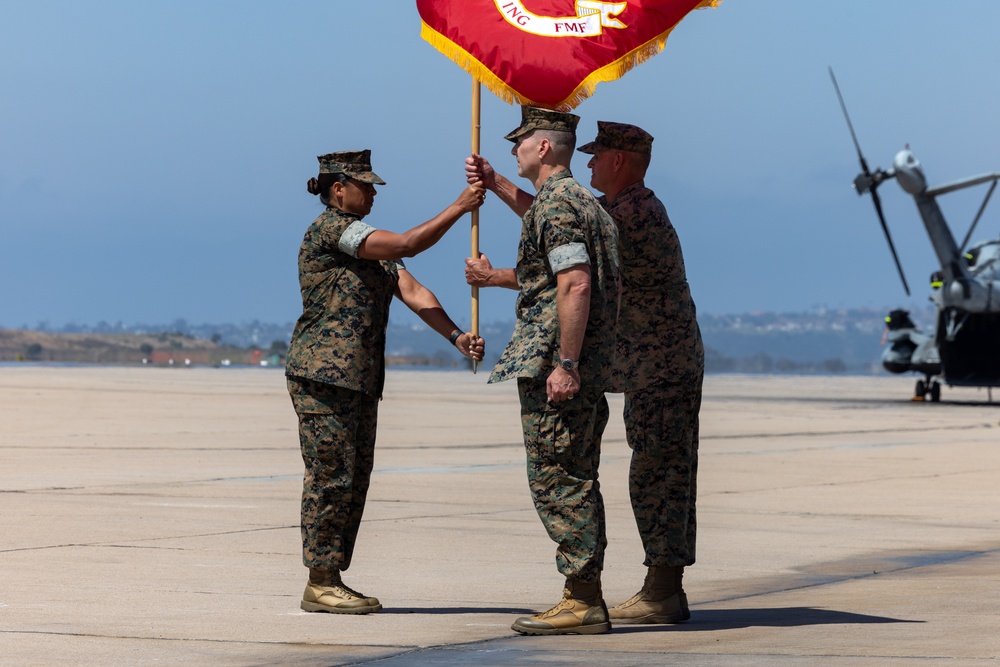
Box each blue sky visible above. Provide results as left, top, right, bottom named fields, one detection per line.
left=3, top=1, right=1000, bottom=330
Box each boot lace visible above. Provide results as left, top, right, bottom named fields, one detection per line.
left=334, top=583, right=368, bottom=600
left=537, top=596, right=576, bottom=619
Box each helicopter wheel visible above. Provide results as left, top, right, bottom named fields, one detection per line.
left=929, top=381, right=941, bottom=403
left=915, top=379, right=926, bottom=398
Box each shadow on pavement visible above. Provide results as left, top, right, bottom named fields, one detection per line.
left=380, top=607, right=537, bottom=615
left=612, top=607, right=923, bottom=633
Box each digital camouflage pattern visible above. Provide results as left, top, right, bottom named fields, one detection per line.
left=489, top=170, right=620, bottom=385
left=285, top=206, right=399, bottom=399
left=577, top=121, right=654, bottom=155
left=600, top=179, right=704, bottom=569
left=492, top=168, right=618, bottom=584
left=288, top=377, right=378, bottom=572
left=624, top=381, right=701, bottom=567
left=518, top=377, right=610, bottom=582
left=599, top=181, right=704, bottom=391
left=317, top=149, right=385, bottom=184
left=504, top=106, right=580, bottom=143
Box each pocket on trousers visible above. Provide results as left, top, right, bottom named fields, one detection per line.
left=524, top=408, right=561, bottom=465
left=624, top=395, right=649, bottom=455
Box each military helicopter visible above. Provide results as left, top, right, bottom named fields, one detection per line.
left=830, top=68, right=1000, bottom=402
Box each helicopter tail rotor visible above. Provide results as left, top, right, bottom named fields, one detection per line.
left=829, top=67, right=911, bottom=296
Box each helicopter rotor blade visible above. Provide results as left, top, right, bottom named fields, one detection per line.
left=829, top=67, right=872, bottom=177
left=870, top=186, right=911, bottom=296
left=830, top=66, right=909, bottom=296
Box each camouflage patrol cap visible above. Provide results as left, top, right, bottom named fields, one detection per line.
left=317, top=149, right=385, bottom=185
left=577, top=121, right=654, bottom=155
left=504, top=106, right=580, bottom=142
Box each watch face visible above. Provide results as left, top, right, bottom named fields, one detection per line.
left=560, top=359, right=578, bottom=371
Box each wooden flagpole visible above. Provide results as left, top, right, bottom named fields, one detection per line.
left=470, top=79, right=481, bottom=373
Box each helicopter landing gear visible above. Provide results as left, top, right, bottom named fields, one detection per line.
left=913, top=377, right=941, bottom=402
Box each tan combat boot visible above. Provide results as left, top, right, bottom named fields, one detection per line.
left=300, top=569, right=382, bottom=614
left=511, top=579, right=611, bottom=635
left=609, top=565, right=689, bottom=624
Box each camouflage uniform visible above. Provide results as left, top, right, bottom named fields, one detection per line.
left=285, top=150, right=400, bottom=574
left=581, top=123, right=704, bottom=568
left=491, top=109, right=621, bottom=583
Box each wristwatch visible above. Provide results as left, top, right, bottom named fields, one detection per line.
left=559, top=358, right=579, bottom=372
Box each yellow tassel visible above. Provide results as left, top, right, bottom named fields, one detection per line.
left=420, top=22, right=544, bottom=107
left=420, top=0, right=723, bottom=111
left=558, top=1, right=723, bottom=109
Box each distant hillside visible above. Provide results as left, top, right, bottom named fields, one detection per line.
left=3, top=305, right=931, bottom=372
left=697, top=307, right=909, bottom=373
left=0, top=329, right=260, bottom=366
left=439, top=308, right=911, bottom=373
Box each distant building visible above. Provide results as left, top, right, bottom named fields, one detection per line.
left=150, top=350, right=211, bottom=365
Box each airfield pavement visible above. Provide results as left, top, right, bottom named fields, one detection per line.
left=1, top=366, right=999, bottom=666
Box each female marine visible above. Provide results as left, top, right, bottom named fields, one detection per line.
left=286, top=149, right=485, bottom=614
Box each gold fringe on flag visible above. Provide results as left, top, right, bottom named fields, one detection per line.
left=420, top=0, right=721, bottom=111
left=419, top=21, right=534, bottom=107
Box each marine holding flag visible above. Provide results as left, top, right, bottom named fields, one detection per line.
left=420, top=0, right=717, bottom=632
left=286, top=150, right=485, bottom=615
left=469, top=107, right=621, bottom=635
left=466, top=120, right=703, bottom=627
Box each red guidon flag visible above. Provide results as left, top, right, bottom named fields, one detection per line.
left=417, top=0, right=719, bottom=110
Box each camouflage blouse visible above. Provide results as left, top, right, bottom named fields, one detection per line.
left=285, top=207, right=400, bottom=399
left=600, top=181, right=704, bottom=391
left=490, top=170, right=620, bottom=387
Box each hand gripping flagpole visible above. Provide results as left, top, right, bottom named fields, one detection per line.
left=470, top=79, right=481, bottom=374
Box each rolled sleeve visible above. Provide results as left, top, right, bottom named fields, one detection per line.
left=548, top=242, right=590, bottom=274
left=339, top=221, right=377, bottom=257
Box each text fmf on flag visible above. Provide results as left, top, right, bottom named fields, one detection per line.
left=417, top=0, right=720, bottom=110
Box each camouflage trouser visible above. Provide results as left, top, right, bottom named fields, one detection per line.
left=517, top=377, right=610, bottom=583
left=623, top=375, right=702, bottom=567
left=287, top=376, right=378, bottom=573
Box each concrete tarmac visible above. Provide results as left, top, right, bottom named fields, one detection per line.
left=1, top=367, right=998, bottom=666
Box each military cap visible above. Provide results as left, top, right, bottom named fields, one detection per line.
left=577, top=121, right=654, bottom=155
left=504, top=106, right=580, bottom=142
left=317, top=149, right=385, bottom=185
